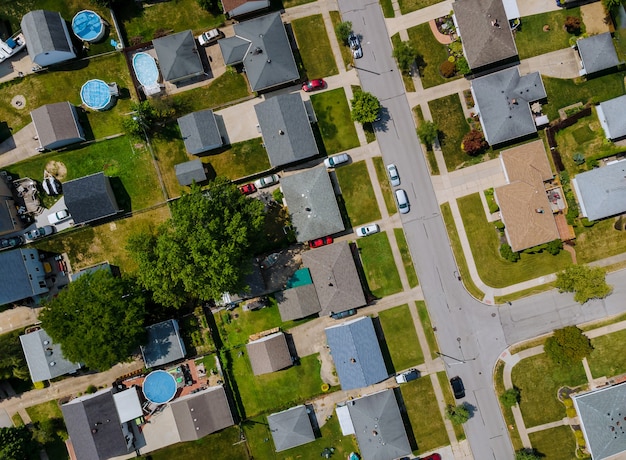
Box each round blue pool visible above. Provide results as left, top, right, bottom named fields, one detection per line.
left=132, top=52, right=160, bottom=88
left=72, top=10, right=105, bottom=43
left=80, top=79, right=112, bottom=110
left=143, top=370, right=177, bottom=404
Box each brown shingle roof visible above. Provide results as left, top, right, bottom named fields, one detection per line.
left=276, top=284, right=321, bottom=321
left=246, top=332, right=292, bottom=375
left=170, top=386, right=234, bottom=441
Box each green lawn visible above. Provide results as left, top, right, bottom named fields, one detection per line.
left=216, top=302, right=283, bottom=349
left=399, top=0, right=445, bottom=15
left=372, top=157, right=397, bottom=216
left=511, top=353, right=587, bottom=428
left=356, top=232, right=403, bottom=298
left=436, top=372, right=465, bottom=441
left=413, top=105, right=439, bottom=174
left=26, top=400, right=69, bottom=460
left=335, top=160, right=381, bottom=226
left=380, top=0, right=395, bottom=17
left=457, top=193, right=572, bottom=288
left=401, top=377, right=449, bottom=453
left=310, top=88, right=360, bottom=155
left=394, top=228, right=419, bottom=288
left=408, top=23, right=459, bottom=89
left=329, top=11, right=353, bottom=70
left=428, top=94, right=471, bottom=171
left=416, top=301, right=438, bottom=359
left=494, top=362, right=523, bottom=450
left=588, top=329, right=626, bottom=378
left=391, top=34, right=416, bottom=92
left=528, top=425, right=577, bottom=460
left=378, top=304, right=424, bottom=370
left=292, top=15, right=338, bottom=79
left=514, top=9, right=584, bottom=60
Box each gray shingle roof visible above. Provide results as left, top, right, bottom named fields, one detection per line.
left=472, top=67, right=546, bottom=145
left=281, top=166, right=344, bottom=243
left=573, top=383, right=626, bottom=460
left=597, top=94, right=626, bottom=140
left=0, top=180, right=18, bottom=235
left=276, top=284, right=322, bottom=321
left=63, top=172, right=120, bottom=225
left=140, top=319, right=187, bottom=369
left=325, top=316, right=387, bottom=390
left=21, top=10, right=75, bottom=64
left=301, top=241, right=365, bottom=316
left=346, top=389, right=412, bottom=460
left=20, top=328, right=81, bottom=382
left=170, top=386, right=234, bottom=441
left=254, top=93, right=318, bottom=167
left=453, top=0, right=518, bottom=70
left=571, top=161, right=626, bottom=221
left=0, top=249, right=48, bottom=306
left=246, top=331, right=292, bottom=375
left=268, top=405, right=315, bottom=452
left=30, top=102, right=84, bottom=150
left=177, top=109, right=223, bottom=154
left=578, top=33, right=620, bottom=75
left=175, top=160, right=208, bottom=186
left=219, top=12, right=299, bottom=91
left=153, top=30, right=204, bottom=82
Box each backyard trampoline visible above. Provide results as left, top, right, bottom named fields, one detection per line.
left=142, top=370, right=177, bottom=404
left=72, top=10, right=106, bottom=43
left=80, top=79, right=113, bottom=110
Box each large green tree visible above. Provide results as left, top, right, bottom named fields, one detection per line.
left=350, top=90, right=381, bottom=124
left=0, top=330, right=29, bottom=381
left=39, top=271, right=147, bottom=371
left=544, top=326, right=593, bottom=366
left=555, top=265, right=612, bottom=304
left=417, top=120, right=439, bottom=147
left=392, top=40, right=419, bottom=74
left=446, top=404, right=470, bottom=425
left=128, top=179, right=266, bottom=308
left=335, top=21, right=352, bottom=45
left=0, top=426, right=37, bottom=460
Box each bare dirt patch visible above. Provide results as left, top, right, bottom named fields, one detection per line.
left=581, top=2, right=614, bottom=35
left=45, top=161, right=68, bottom=181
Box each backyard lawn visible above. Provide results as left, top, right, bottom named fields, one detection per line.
left=417, top=301, right=438, bottom=359
left=588, top=329, right=626, bottom=379
left=372, top=157, right=397, bottom=216
left=399, top=0, right=445, bottom=15
left=310, top=88, right=360, bottom=155
left=394, top=228, right=419, bottom=288
left=216, top=301, right=283, bottom=349
left=511, top=353, right=587, bottom=428
left=335, top=160, right=381, bottom=226
left=514, top=8, right=584, bottom=60
left=292, top=15, right=338, bottom=79
left=378, top=304, right=424, bottom=370
left=528, top=425, right=577, bottom=460
left=458, top=193, right=572, bottom=288
left=428, top=94, right=471, bottom=171
left=356, top=232, right=403, bottom=298
left=141, top=426, right=247, bottom=460
left=407, top=23, right=459, bottom=89
left=329, top=11, right=353, bottom=70
left=26, top=400, right=69, bottom=460
left=437, top=372, right=465, bottom=441
left=575, top=217, right=626, bottom=264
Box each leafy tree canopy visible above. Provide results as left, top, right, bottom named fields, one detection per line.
left=0, top=426, right=36, bottom=460
left=555, top=265, right=612, bottom=304
left=39, top=270, right=147, bottom=370
left=544, top=326, right=593, bottom=365
left=500, top=387, right=520, bottom=408
left=446, top=404, right=470, bottom=425
left=515, top=448, right=541, bottom=460
left=128, top=180, right=266, bottom=308
left=335, top=21, right=352, bottom=45
left=0, top=330, right=29, bottom=381
left=417, top=120, right=439, bottom=147
left=350, top=90, right=381, bottom=124
left=392, top=41, right=419, bottom=73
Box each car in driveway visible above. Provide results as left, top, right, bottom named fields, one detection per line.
left=386, top=163, right=400, bottom=186
left=309, top=236, right=333, bottom=248
left=239, top=183, right=257, bottom=195
left=0, top=235, right=24, bottom=250
left=395, top=368, right=419, bottom=384
left=197, top=28, right=224, bottom=46
left=395, top=189, right=410, bottom=214
left=24, top=226, right=55, bottom=241
left=324, top=153, right=350, bottom=168
left=348, top=33, right=362, bottom=59
left=254, top=174, right=279, bottom=189
left=355, top=223, right=380, bottom=237
left=450, top=376, right=465, bottom=399
left=421, top=454, right=442, bottom=460
left=302, top=79, right=326, bottom=92
left=330, top=308, right=357, bottom=319
left=47, top=209, right=70, bottom=225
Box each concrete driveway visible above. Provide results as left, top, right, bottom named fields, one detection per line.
left=519, top=47, right=581, bottom=79
left=0, top=123, right=40, bottom=168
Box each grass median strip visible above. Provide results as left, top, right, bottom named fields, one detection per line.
left=436, top=371, right=465, bottom=441
left=379, top=304, right=424, bottom=370
left=356, top=232, right=403, bottom=298
left=394, top=228, right=418, bottom=288
left=372, top=157, right=397, bottom=216
left=416, top=301, right=438, bottom=359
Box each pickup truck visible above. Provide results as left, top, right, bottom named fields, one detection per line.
left=395, top=368, right=419, bottom=384
left=197, top=28, right=224, bottom=46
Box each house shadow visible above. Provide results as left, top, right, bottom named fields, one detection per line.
left=75, top=107, right=96, bottom=141
left=349, top=241, right=376, bottom=304
left=305, top=403, right=322, bottom=438
left=392, top=386, right=419, bottom=452
left=284, top=332, right=300, bottom=366
left=109, top=176, right=132, bottom=212
left=0, top=121, right=15, bottom=151
left=371, top=316, right=396, bottom=376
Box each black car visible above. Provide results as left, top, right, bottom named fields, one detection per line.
left=450, top=376, right=465, bottom=399
left=330, top=309, right=357, bottom=320
left=0, top=235, right=24, bottom=250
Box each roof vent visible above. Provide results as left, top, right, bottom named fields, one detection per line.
left=43, top=340, right=50, bottom=345
left=279, top=129, right=284, bottom=135
left=267, top=59, right=271, bottom=63
left=49, top=361, right=56, bottom=366
left=253, top=47, right=262, bottom=55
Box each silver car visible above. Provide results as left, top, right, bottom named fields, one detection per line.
left=386, top=163, right=400, bottom=186
left=348, top=33, right=363, bottom=59
left=254, top=174, right=279, bottom=189
left=395, top=189, right=410, bottom=214
left=356, top=223, right=380, bottom=237
left=324, top=153, right=350, bottom=168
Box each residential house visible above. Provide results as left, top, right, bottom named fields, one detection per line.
left=325, top=316, right=387, bottom=390
left=280, top=166, right=345, bottom=243
left=268, top=405, right=315, bottom=452
left=222, top=0, right=270, bottom=18
left=597, top=94, right=626, bottom=141
left=0, top=248, right=48, bottom=306
left=21, top=10, right=76, bottom=67
left=31, top=102, right=85, bottom=151
left=63, top=172, right=120, bottom=225
left=0, top=179, right=21, bottom=237
left=577, top=32, right=621, bottom=77
left=170, top=386, right=235, bottom=441
left=141, top=319, right=187, bottom=369
left=494, top=140, right=560, bottom=251
left=336, top=389, right=412, bottom=460
left=301, top=241, right=366, bottom=316
left=153, top=30, right=205, bottom=84
left=218, top=12, right=299, bottom=92
left=572, top=160, right=626, bottom=221
left=452, top=0, right=518, bottom=73
left=177, top=109, right=223, bottom=155
left=20, top=327, right=81, bottom=383
left=276, top=278, right=321, bottom=321
left=254, top=93, right=319, bottom=168
left=471, top=67, right=547, bottom=146
left=112, top=387, right=143, bottom=424
left=175, top=160, right=208, bottom=186
left=246, top=331, right=292, bottom=376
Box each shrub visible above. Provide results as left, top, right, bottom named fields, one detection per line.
left=393, top=41, right=419, bottom=74
left=516, top=449, right=541, bottom=460
left=446, top=404, right=470, bottom=425
left=449, top=40, right=463, bottom=56
left=581, top=217, right=595, bottom=227
left=564, top=16, right=582, bottom=34
left=272, top=188, right=284, bottom=202
left=321, top=383, right=330, bottom=392
left=448, top=55, right=456, bottom=63
left=86, top=384, right=97, bottom=394
left=546, top=239, right=563, bottom=255
left=500, top=388, right=520, bottom=408
left=440, top=60, right=456, bottom=78
left=335, top=21, right=352, bottom=45
left=544, top=326, right=593, bottom=365
left=500, top=243, right=520, bottom=262
left=494, top=220, right=505, bottom=231
left=33, top=381, right=45, bottom=390
left=461, top=130, right=488, bottom=156
left=456, top=56, right=470, bottom=75
left=417, top=120, right=439, bottom=146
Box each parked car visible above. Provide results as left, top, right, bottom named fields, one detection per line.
left=450, top=376, right=465, bottom=399
left=355, top=223, right=380, bottom=237
left=422, top=454, right=442, bottom=460
left=254, top=174, right=279, bottom=189
left=0, top=235, right=24, bottom=250
left=309, top=236, right=333, bottom=248
left=330, top=308, right=357, bottom=319
left=395, top=368, right=419, bottom=384
left=395, top=189, right=410, bottom=214
left=386, top=163, right=400, bottom=186
left=302, top=79, right=326, bottom=92
left=324, top=153, right=350, bottom=168
left=47, top=209, right=70, bottom=225
left=348, top=33, right=362, bottom=59
left=197, top=28, right=224, bottom=46
left=24, top=226, right=55, bottom=241
left=239, top=183, right=257, bottom=195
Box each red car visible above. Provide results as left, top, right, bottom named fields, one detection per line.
left=239, top=183, right=257, bottom=195
left=422, top=455, right=441, bottom=460
left=309, top=236, right=333, bottom=248
left=302, top=79, right=326, bottom=92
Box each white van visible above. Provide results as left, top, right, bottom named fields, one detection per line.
left=395, top=189, right=410, bottom=214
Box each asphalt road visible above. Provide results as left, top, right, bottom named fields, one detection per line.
left=337, top=1, right=626, bottom=458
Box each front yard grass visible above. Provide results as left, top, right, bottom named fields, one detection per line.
left=372, top=157, right=397, bottom=216
left=310, top=88, right=360, bottom=155
left=528, top=425, right=577, bottom=460
left=416, top=301, right=438, bottom=359
left=514, top=8, right=585, bottom=60
left=458, top=193, right=571, bottom=288
left=436, top=372, right=465, bottom=441
left=428, top=94, right=471, bottom=171
left=394, top=228, right=419, bottom=288
left=356, top=232, right=403, bottom=298
left=588, top=329, right=626, bottom=379
left=378, top=304, right=424, bottom=370
left=141, top=426, right=247, bottom=460
left=26, top=400, right=69, bottom=460
left=576, top=217, right=626, bottom=264
left=511, top=353, right=587, bottom=428
left=335, top=160, right=381, bottom=226
left=407, top=23, right=459, bottom=89
left=399, top=0, right=445, bottom=15
left=292, top=15, right=338, bottom=79
left=329, top=11, right=353, bottom=70
left=401, top=377, right=449, bottom=453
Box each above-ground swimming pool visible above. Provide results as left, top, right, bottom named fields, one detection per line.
left=80, top=79, right=112, bottom=110
left=143, top=370, right=177, bottom=404
left=132, top=52, right=160, bottom=89
left=72, top=10, right=105, bottom=43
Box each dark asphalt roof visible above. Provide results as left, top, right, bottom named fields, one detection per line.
left=63, top=172, right=120, bottom=225
left=175, top=159, right=208, bottom=186
left=177, top=109, right=223, bottom=154
left=577, top=32, right=620, bottom=75
left=21, top=10, right=74, bottom=59
left=140, top=319, right=187, bottom=368
left=153, top=30, right=204, bottom=82
left=268, top=405, right=315, bottom=451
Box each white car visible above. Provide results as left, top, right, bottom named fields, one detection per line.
left=24, top=225, right=55, bottom=241
left=348, top=33, right=363, bottom=59
left=48, top=209, right=70, bottom=225
left=197, top=28, right=223, bottom=46
left=324, top=153, right=350, bottom=168
left=254, top=174, right=279, bottom=189
left=395, top=189, right=410, bottom=214
left=356, top=223, right=380, bottom=237
left=386, top=163, right=400, bottom=186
